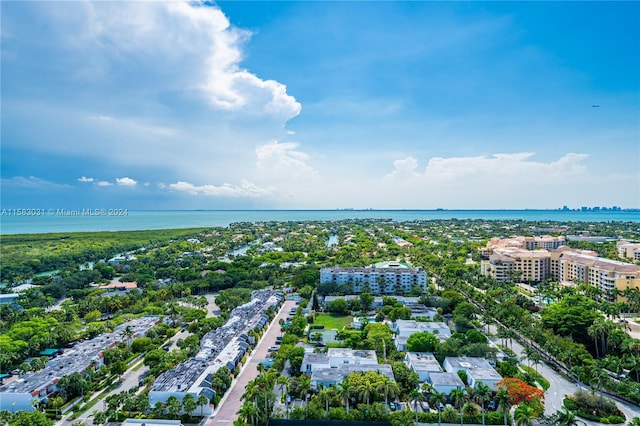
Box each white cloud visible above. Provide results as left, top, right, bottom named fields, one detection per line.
left=71, top=1, right=300, bottom=121
left=116, top=177, right=137, bottom=187
left=2, top=1, right=301, bottom=187
left=373, top=152, right=637, bottom=209
left=256, top=141, right=316, bottom=178
left=96, top=181, right=113, bottom=187
left=168, top=179, right=273, bottom=197
left=78, top=176, right=94, bottom=182
left=385, top=152, right=590, bottom=182
left=384, top=157, right=420, bottom=180
left=1, top=176, right=71, bottom=190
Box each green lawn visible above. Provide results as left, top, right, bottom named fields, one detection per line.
left=312, top=314, right=353, bottom=330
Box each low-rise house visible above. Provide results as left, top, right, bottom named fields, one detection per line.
left=443, top=357, right=502, bottom=390
left=405, top=352, right=442, bottom=382
left=392, top=320, right=451, bottom=350
left=428, top=372, right=465, bottom=395
left=98, top=281, right=139, bottom=295
left=312, top=363, right=395, bottom=389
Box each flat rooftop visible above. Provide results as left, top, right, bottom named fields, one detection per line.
left=429, top=372, right=464, bottom=387
left=406, top=352, right=442, bottom=372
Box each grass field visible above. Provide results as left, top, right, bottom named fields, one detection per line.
left=312, top=313, right=353, bottom=330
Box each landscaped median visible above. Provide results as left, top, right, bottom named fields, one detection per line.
left=563, top=390, right=626, bottom=424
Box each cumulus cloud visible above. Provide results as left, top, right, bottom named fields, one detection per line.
left=256, top=141, right=316, bottom=178
left=373, top=151, right=636, bottom=209
left=96, top=181, right=113, bottom=187
left=168, top=179, right=273, bottom=197
left=69, top=1, right=300, bottom=121
left=78, top=176, right=94, bottom=182
left=2, top=1, right=301, bottom=189
left=385, top=152, right=590, bottom=182
left=116, top=177, right=137, bottom=187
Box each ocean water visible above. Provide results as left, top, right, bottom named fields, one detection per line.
left=1, top=210, right=638, bottom=235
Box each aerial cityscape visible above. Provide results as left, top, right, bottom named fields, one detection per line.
left=1, top=1, right=639, bottom=426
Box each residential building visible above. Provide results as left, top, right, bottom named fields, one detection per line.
left=98, top=281, right=139, bottom=295
left=301, top=348, right=392, bottom=389
left=0, top=317, right=160, bottom=412
left=443, top=357, right=502, bottom=390
left=618, top=241, right=640, bottom=262
left=311, top=364, right=395, bottom=389
left=323, top=295, right=420, bottom=310
left=320, top=263, right=427, bottom=295
left=405, top=352, right=442, bottom=382
left=480, top=236, right=565, bottom=257
left=428, top=372, right=465, bottom=395
left=0, top=294, right=19, bottom=305
left=149, top=290, right=281, bottom=414
left=392, top=320, right=451, bottom=350
left=550, top=248, right=640, bottom=302
left=481, top=248, right=551, bottom=283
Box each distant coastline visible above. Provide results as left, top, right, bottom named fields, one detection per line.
left=1, top=209, right=638, bottom=235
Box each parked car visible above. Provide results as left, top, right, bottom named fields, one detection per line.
left=389, top=402, right=397, bottom=411
left=268, top=346, right=279, bottom=352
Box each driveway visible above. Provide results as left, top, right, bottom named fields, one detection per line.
left=206, top=299, right=297, bottom=426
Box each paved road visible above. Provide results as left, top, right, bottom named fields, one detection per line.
left=57, top=359, right=149, bottom=426
left=206, top=299, right=296, bottom=426
left=489, top=325, right=640, bottom=423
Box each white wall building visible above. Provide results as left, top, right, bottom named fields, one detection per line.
left=405, top=352, right=442, bottom=382
left=320, top=264, right=427, bottom=295
left=443, top=357, right=502, bottom=390
left=392, top=320, right=451, bottom=350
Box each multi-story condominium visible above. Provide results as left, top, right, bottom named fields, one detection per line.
left=481, top=244, right=640, bottom=302
left=550, top=248, right=640, bottom=302
left=480, top=235, right=565, bottom=257
left=481, top=248, right=551, bottom=283
left=618, top=241, right=640, bottom=262
left=320, top=262, right=427, bottom=294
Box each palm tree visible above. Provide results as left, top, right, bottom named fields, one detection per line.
left=587, top=322, right=603, bottom=358
left=377, top=376, right=400, bottom=411
left=513, top=403, right=535, bottom=426
left=409, top=390, right=422, bottom=424
left=472, top=382, right=492, bottom=426
left=238, top=401, right=258, bottom=426
left=554, top=406, right=586, bottom=426
left=336, top=377, right=353, bottom=415
left=197, top=394, right=210, bottom=417
left=316, top=389, right=332, bottom=418
left=494, top=388, right=512, bottom=426
left=51, top=396, right=65, bottom=418
left=430, top=390, right=447, bottom=410
left=449, top=388, right=466, bottom=426
left=182, top=394, right=197, bottom=418
left=166, top=395, right=182, bottom=420
left=359, top=379, right=377, bottom=408
left=529, top=351, right=543, bottom=374
left=277, top=376, right=290, bottom=419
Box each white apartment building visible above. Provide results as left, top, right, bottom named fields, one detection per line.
left=320, top=263, right=427, bottom=295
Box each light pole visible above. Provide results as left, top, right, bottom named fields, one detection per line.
left=437, top=402, right=444, bottom=426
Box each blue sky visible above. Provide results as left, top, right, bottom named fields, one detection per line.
left=2, top=1, right=638, bottom=210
